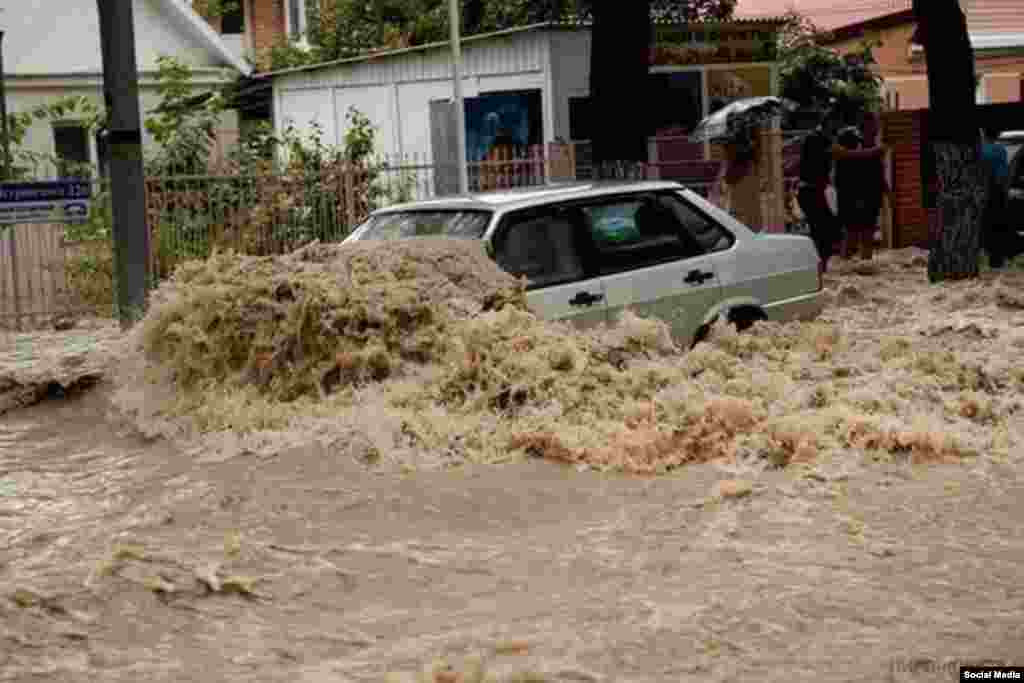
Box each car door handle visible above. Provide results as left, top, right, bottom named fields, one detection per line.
left=685, top=269, right=715, bottom=286
left=569, top=291, right=604, bottom=307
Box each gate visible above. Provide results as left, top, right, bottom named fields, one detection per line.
left=0, top=178, right=103, bottom=331
left=0, top=222, right=71, bottom=330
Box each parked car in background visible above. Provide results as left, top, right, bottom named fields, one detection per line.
left=998, top=131, right=1024, bottom=166
left=1005, top=138, right=1024, bottom=258
left=344, top=181, right=824, bottom=347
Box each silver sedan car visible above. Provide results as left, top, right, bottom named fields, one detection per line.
left=343, top=180, right=824, bottom=346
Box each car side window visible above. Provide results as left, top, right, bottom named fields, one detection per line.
left=659, top=193, right=734, bottom=253
left=494, top=209, right=587, bottom=289
left=580, top=195, right=703, bottom=275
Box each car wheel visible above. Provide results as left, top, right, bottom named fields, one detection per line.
left=691, top=318, right=717, bottom=348
left=727, top=306, right=767, bottom=332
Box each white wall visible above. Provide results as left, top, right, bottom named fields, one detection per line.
left=5, top=0, right=227, bottom=75
left=279, top=89, right=338, bottom=145
left=273, top=29, right=552, bottom=161
left=335, top=86, right=399, bottom=157
left=549, top=30, right=592, bottom=141
left=3, top=0, right=242, bottom=175
left=396, top=79, right=479, bottom=162
left=278, top=70, right=551, bottom=162
left=7, top=87, right=160, bottom=176
left=9, top=83, right=239, bottom=177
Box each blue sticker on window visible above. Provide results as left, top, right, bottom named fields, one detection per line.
left=588, top=203, right=642, bottom=245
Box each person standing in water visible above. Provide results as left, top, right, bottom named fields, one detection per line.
left=797, top=108, right=888, bottom=273
left=835, top=113, right=890, bottom=261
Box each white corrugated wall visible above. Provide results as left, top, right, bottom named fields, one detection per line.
left=272, top=30, right=551, bottom=162
left=549, top=29, right=592, bottom=141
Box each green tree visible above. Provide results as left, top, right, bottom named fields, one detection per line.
left=777, top=12, right=883, bottom=124
left=271, top=0, right=734, bottom=69
left=144, top=56, right=227, bottom=174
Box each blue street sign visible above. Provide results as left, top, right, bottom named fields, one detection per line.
left=0, top=181, right=94, bottom=225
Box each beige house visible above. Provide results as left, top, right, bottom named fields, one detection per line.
left=822, top=6, right=1024, bottom=110
left=3, top=0, right=250, bottom=177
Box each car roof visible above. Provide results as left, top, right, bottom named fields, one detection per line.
left=370, top=180, right=686, bottom=215
left=998, top=131, right=1024, bottom=140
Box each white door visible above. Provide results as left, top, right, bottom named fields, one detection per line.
left=491, top=207, right=609, bottom=329
left=601, top=255, right=720, bottom=345
left=577, top=193, right=728, bottom=346
left=525, top=278, right=608, bottom=325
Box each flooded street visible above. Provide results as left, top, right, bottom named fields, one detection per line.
left=3, top=252, right=1024, bottom=682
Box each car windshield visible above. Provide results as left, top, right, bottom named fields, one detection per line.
left=352, top=210, right=492, bottom=241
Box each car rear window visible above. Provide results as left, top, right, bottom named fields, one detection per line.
left=580, top=197, right=705, bottom=267
left=352, top=210, right=492, bottom=241
left=494, top=211, right=586, bottom=289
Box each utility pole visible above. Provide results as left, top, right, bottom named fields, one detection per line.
left=96, top=0, right=150, bottom=328
left=1, top=31, right=12, bottom=180
left=448, top=0, right=469, bottom=195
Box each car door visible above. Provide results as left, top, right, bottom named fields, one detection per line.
left=490, top=205, right=609, bottom=329
left=579, top=192, right=726, bottom=347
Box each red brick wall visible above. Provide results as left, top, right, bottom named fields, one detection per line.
left=251, top=0, right=287, bottom=62
left=881, top=110, right=930, bottom=248
left=193, top=0, right=286, bottom=70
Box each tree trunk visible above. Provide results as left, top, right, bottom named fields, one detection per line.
left=589, top=0, right=651, bottom=174
left=912, top=0, right=984, bottom=282
left=927, top=142, right=988, bottom=279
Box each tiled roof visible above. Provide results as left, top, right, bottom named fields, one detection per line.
left=965, top=0, right=1024, bottom=34
left=737, top=0, right=1024, bottom=35
left=735, top=0, right=911, bottom=31
left=264, top=18, right=789, bottom=78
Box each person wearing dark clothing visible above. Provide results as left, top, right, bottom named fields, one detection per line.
left=797, top=127, right=840, bottom=273
left=835, top=118, right=889, bottom=261
left=797, top=111, right=888, bottom=272
left=981, top=126, right=1012, bottom=268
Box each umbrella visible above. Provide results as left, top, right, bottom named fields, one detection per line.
left=689, top=96, right=796, bottom=144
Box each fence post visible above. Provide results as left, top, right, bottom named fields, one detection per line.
left=343, top=165, right=356, bottom=229
left=883, top=148, right=895, bottom=249
left=7, top=226, right=21, bottom=331
left=648, top=137, right=660, bottom=180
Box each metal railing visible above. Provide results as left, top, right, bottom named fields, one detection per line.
left=4, top=138, right=792, bottom=328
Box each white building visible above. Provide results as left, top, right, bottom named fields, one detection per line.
left=3, top=0, right=251, bottom=176
left=266, top=20, right=784, bottom=175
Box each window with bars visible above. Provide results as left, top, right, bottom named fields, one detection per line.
left=53, top=124, right=91, bottom=178
left=221, top=0, right=245, bottom=34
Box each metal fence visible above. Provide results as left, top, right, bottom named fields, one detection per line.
left=5, top=138, right=796, bottom=329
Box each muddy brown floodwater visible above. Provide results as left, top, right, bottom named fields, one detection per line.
left=2, top=250, right=1024, bottom=682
